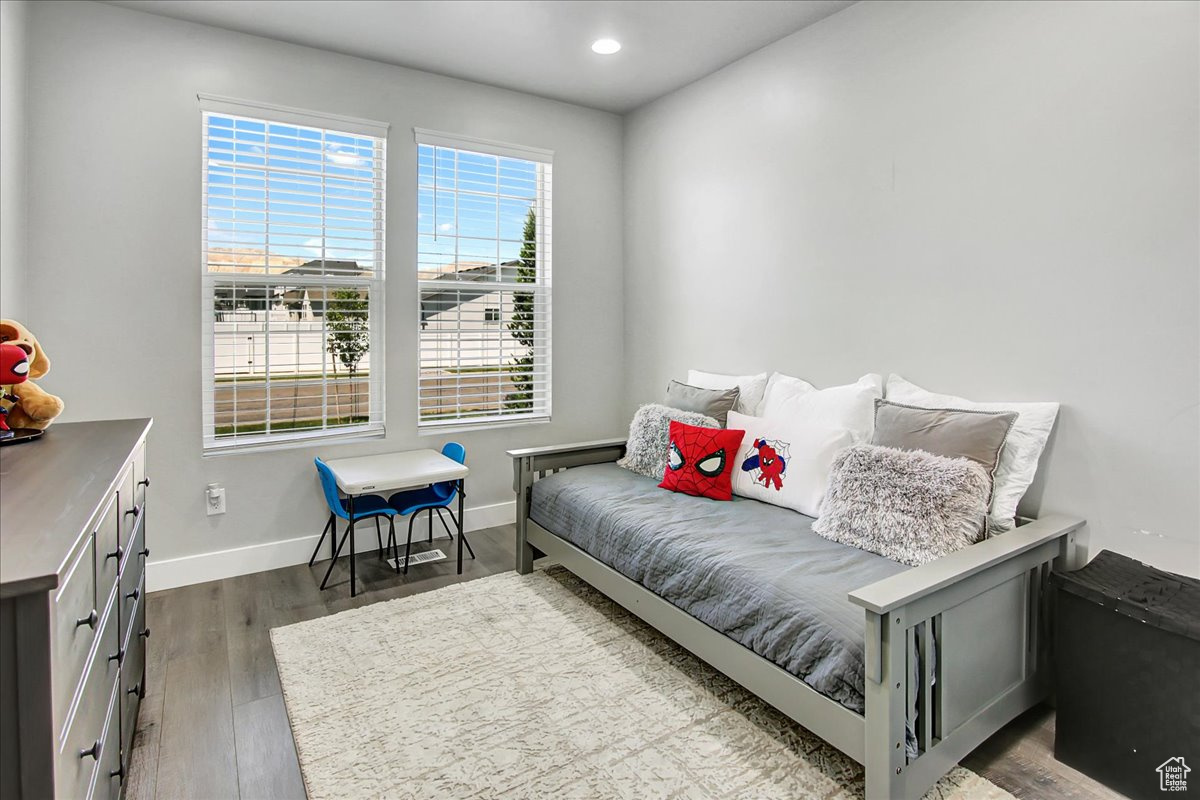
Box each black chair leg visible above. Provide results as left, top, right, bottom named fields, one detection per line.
left=388, top=517, right=398, bottom=572
left=461, top=530, right=476, bottom=560
left=428, top=508, right=434, bottom=543
left=309, top=513, right=335, bottom=567
left=319, top=523, right=351, bottom=590
left=434, top=507, right=454, bottom=541
left=403, top=513, right=416, bottom=574
left=375, top=516, right=383, bottom=560
left=443, top=508, right=475, bottom=559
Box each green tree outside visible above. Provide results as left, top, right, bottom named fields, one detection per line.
left=326, top=287, right=370, bottom=419
left=505, top=208, right=537, bottom=411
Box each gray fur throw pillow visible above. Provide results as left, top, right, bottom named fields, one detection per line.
left=813, top=444, right=991, bottom=566
left=617, top=403, right=719, bottom=480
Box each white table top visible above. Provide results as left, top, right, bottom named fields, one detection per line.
left=323, top=449, right=469, bottom=495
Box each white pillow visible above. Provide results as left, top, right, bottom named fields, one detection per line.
left=759, top=373, right=884, bottom=443
left=687, top=370, right=769, bottom=416
left=728, top=410, right=855, bottom=518
left=885, top=374, right=1059, bottom=532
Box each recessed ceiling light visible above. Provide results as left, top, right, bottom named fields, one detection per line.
left=591, top=38, right=621, bottom=55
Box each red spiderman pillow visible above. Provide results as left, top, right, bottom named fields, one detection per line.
left=658, top=421, right=746, bottom=501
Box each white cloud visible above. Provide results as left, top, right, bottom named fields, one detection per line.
left=325, top=143, right=365, bottom=166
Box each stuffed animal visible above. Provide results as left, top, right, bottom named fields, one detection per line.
left=0, top=343, right=30, bottom=440
left=0, top=319, right=64, bottom=430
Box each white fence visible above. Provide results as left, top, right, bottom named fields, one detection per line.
left=214, top=320, right=372, bottom=377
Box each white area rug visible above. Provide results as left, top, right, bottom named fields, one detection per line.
left=271, top=568, right=1012, bottom=800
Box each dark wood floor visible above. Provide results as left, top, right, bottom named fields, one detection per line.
left=127, top=524, right=1124, bottom=800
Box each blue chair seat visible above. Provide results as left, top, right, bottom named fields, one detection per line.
left=343, top=494, right=397, bottom=520
left=385, top=442, right=472, bottom=575
left=311, top=456, right=399, bottom=596
left=387, top=485, right=448, bottom=516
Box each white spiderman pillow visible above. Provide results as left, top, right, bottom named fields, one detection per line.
left=727, top=410, right=856, bottom=518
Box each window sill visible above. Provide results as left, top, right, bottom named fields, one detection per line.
left=417, top=415, right=551, bottom=436
left=202, top=425, right=386, bottom=457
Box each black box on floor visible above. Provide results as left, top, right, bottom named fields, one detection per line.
left=1051, top=550, right=1200, bottom=799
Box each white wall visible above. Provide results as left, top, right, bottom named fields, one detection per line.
left=623, top=1, right=1200, bottom=574
left=23, top=1, right=624, bottom=583
left=0, top=0, right=28, bottom=320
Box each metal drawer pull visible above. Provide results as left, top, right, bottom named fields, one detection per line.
left=138, top=477, right=150, bottom=488
left=110, top=765, right=124, bottom=780
left=127, top=682, right=142, bottom=696
left=79, top=740, right=100, bottom=760
left=125, top=506, right=141, bottom=518
left=139, top=627, right=151, bottom=639
left=106, top=546, right=123, bottom=562
left=109, top=647, right=125, bottom=665
left=126, top=587, right=140, bottom=602
left=76, top=609, right=98, bottom=629
left=139, top=547, right=150, bottom=558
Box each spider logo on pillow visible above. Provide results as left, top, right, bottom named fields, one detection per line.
left=664, top=425, right=731, bottom=498
left=741, top=438, right=789, bottom=491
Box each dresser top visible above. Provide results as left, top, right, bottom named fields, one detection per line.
left=0, top=418, right=152, bottom=598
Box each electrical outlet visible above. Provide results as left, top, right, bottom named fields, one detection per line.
left=206, top=483, right=226, bottom=515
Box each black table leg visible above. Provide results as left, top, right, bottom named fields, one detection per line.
left=457, top=479, right=465, bottom=574
left=348, top=495, right=357, bottom=598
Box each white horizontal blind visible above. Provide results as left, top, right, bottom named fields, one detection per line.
left=201, top=101, right=387, bottom=452
left=416, top=132, right=552, bottom=426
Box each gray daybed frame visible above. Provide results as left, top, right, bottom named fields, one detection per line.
left=509, top=438, right=1085, bottom=800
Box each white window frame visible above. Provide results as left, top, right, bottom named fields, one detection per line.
left=414, top=128, right=553, bottom=430
left=200, top=95, right=389, bottom=454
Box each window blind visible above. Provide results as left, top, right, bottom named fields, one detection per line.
left=201, top=98, right=388, bottom=452
left=415, top=131, right=552, bottom=426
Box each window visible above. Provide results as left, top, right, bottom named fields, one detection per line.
left=415, top=130, right=552, bottom=427
left=200, top=96, right=388, bottom=453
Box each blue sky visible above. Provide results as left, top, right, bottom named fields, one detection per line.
left=204, top=114, right=538, bottom=277
left=206, top=114, right=382, bottom=271
left=417, top=144, right=538, bottom=278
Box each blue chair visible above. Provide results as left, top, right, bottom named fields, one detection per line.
left=387, top=442, right=475, bottom=574
left=310, top=457, right=399, bottom=591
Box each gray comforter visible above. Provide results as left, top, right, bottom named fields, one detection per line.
left=529, top=463, right=911, bottom=716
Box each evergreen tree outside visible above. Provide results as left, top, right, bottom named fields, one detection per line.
left=325, top=287, right=370, bottom=421
left=504, top=207, right=537, bottom=411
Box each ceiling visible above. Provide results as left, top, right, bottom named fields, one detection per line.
left=104, top=0, right=856, bottom=113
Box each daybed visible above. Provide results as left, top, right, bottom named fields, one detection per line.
left=508, top=439, right=1084, bottom=800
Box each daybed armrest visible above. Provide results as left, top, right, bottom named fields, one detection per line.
left=506, top=438, right=628, bottom=460
left=508, top=438, right=627, bottom=492
left=848, top=514, right=1085, bottom=615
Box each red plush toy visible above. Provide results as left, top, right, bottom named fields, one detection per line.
left=658, top=420, right=746, bottom=501
left=0, top=342, right=31, bottom=440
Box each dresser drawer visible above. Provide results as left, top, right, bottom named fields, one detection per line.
left=56, top=609, right=120, bottom=800
left=117, top=463, right=138, bottom=554
left=120, top=595, right=147, bottom=759
left=119, top=520, right=146, bottom=640
left=94, top=684, right=123, bottom=800
left=93, top=493, right=121, bottom=611
left=51, top=534, right=97, bottom=735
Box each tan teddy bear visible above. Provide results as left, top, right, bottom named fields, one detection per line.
left=0, top=319, right=65, bottom=430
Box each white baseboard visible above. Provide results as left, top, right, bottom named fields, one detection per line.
left=147, top=500, right=515, bottom=593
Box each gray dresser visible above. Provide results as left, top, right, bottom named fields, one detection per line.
left=0, top=419, right=152, bottom=800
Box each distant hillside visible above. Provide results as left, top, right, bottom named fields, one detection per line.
left=207, top=247, right=309, bottom=273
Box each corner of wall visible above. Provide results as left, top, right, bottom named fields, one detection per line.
left=0, top=0, right=30, bottom=322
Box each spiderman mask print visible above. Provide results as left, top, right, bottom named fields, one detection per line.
left=658, top=420, right=746, bottom=501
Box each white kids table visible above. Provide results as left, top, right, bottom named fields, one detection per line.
left=314, top=449, right=470, bottom=597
